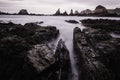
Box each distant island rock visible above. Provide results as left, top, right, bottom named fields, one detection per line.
left=54, top=8, right=61, bottom=16
left=80, top=9, right=93, bottom=15
left=69, top=9, right=74, bottom=16
left=62, top=11, right=68, bottom=16
left=94, top=5, right=108, bottom=15
left=18, top=9, right=29, bottom=15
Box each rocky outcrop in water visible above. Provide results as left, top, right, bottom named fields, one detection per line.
left=55, top=39, right=71, bottom=80
left=62, top=11, right=68, bottom=16
left=18, top=9, right=29, bottom=15
left=83, top=27, right=120, bottom=80
left=94, top=5, right=108, bottom=16
left=54, top=8, right=61, bottom=16
left=76, top=18, right=120, bottom=80
left=69, top=9, right=74, bottom=16
left=73, top=27, right=113, bottom=80
left=65, top=20, right=79, bottom=24
left=81, top=19, right=120, bottom=32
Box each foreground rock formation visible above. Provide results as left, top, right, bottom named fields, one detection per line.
left=0, top=22, right=72, bottom=80
left=55, top=39, right=71, bottom=80
left=0, top=22, right=59, bottom=80
left=73, top=27, right=113, bottom=80
left=77, top=19, right=120, bottom=80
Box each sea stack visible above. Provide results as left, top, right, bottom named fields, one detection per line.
left=54, top=8, right=61, bottom=16
left=62, top=11, right=68, bottom=16
left=69, top=9, right=74, bottom=16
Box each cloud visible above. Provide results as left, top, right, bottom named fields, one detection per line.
left=0, top=0, right=120, bottom=14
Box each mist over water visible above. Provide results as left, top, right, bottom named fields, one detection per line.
left=0, top=15, right=120, bottom=80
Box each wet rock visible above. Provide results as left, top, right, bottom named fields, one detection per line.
left=82, top=22, right=120, bottom=80
left=65, top=20, right=79, bottom=24
left=73, top=27, right=113, bottom=80
left=0, top=22, right=59, bottom=45
left=55, top=39, right=70, bottom=63
left=0, top=22, right=60, bottom=80
left=113, top=31, right=120, bottom=34
left=80, top=19, right=120, bottom=80
left=0, top=36, right=31, bottom=57
left=81, top=19, right=120, bottom=31
left=95, top=39, right=120, bottom=80
left=28, top=44, right=56, bottom=72
left=55, top=39, right=71, bottom=80
left=83, top=28, right=112, bottom=42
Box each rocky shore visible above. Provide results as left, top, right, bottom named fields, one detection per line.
left=81, top=19, right=120, bottom=33
left=73, top=27, right=113, bottom=80
left=74, top=19, right=120, bottom=80
left=0, top=22, right=72, bottom=80
left=0, top=22, right=61, bottom=80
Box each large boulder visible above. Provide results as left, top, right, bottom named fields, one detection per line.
left=28, top=44, right=56, bottom=72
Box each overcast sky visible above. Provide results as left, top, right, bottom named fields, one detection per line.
left=0, top=0, right=120, bottom=14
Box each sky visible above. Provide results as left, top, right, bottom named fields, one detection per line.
left=0, top=0, right=120, bottom=14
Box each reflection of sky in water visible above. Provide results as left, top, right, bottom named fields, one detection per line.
left=0, top=15, right=120, bottom=80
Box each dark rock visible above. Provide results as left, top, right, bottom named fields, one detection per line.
left=95, top=39, right=120, bottom=80
left=94, top=5, right=108, bottom=15
left=55, top=39, right=71, bottom=80
left=69, top=9, right=74, bottom=16
left=18, top=9, right=29, bottom=15
left=83, top=28, right=112, bottom=42
left=73, top=27, right=113, bottom=80
left=74, top=10, right=80, bottom=16
left=28, top=44, right=56, bottom=72
left=0, top=22, right=60, bottom=80
left=54, top=8, right=61, bottom=16
left=0, top=22, right=59, bottom=45
left=82, top=27, right=120, bottom=80
left=0, top=36, right=31, bottom=57
left=65, top=20, right=79, bottom=24
left=81, top=19, right=120, bottom=31
left=62, top=11, right=68, bottom=16
left=80, top=9, right=93, bottom=15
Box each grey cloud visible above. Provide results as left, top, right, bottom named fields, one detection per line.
left=0, top=0, right=120, bottom=14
